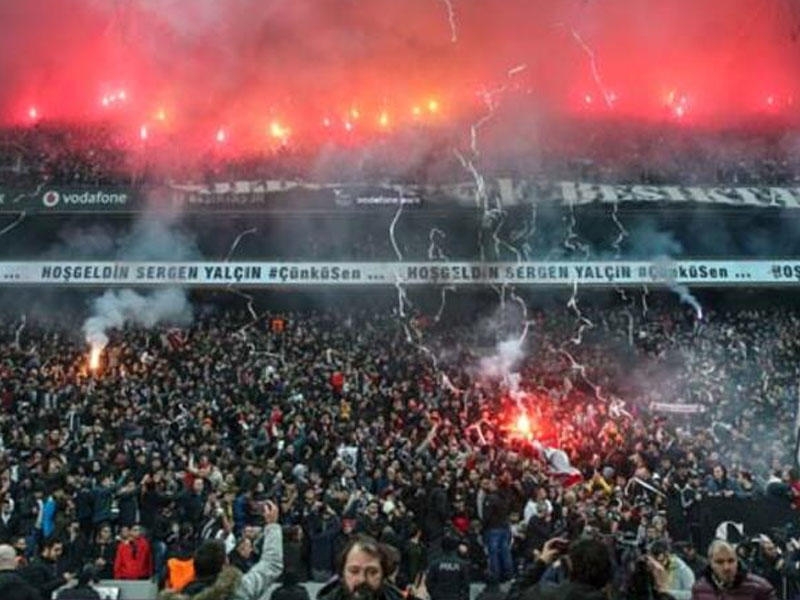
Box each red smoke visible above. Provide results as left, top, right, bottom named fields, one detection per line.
left=1, top=0, right=798, bottom=152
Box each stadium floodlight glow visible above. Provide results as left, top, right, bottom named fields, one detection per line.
left=322, top=117, right=332, bottom=128
left=411, top=105, right=422, bottom=117
left=378, top=111, right=390, bottom=128
left=216, top=128, right=227, bottom=143
left=140, top=125, right=148, bottom=140
left=344, top=120, right=354, bottom=132
left=427, top=99, right=440, bottom=113
left=155, top=108, right=166, bottom=121
left=349, top=107, right=360, bottom=120
left=28, top=107, right=38, bottom=121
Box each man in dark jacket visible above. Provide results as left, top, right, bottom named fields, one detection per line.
left=425, top=534, right=469, bottom=600
left=270, top=571, right=310, bottom=600
left=317, top=534, right=403, bottom=600
left=482, top=478, right=513, bottom=583
left=0, top=544, right=40, bottom=600
left=55, top=565, right=101, bottom=600
left=691, top=540, right=776, bottom=600
left=520, top=537, right=613, bottom=600
left=21, top=538, right=74, bottom=600
left=751, top=537, right=793, bottom=598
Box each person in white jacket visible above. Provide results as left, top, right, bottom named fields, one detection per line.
left=159, top=501, right=283, bottom=600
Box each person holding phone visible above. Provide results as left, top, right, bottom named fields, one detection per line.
left=159, top=501, right=282, bottom=600
left=509, top=537, right=614, bottom=600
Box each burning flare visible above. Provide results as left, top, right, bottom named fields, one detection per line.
left=89, top=345, right=102, bottom=371
left=515, top=414, right=532, bottom=437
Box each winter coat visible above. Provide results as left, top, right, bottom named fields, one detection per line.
left=0, top=570, right=41, bottom=600
left=306, top=514, right=339, bottom=574
left=661, top=554, right=695, bottom=600
left=520, top=580, right=607, bottom=600
left=316, top=579, right=403, bottom=600
left=91, top=485, right=114, bottom=525
left=425, top=553, right=470, bottom=600
left=41, top=497, right=57, bottom=539
left=270, top=583, right=311, bottom=600
left=20, top=557, right=66, bottom=600
left=691, top=565, right=777, bottom=600
left=113, top=537, right=153, bottom=580
left=55, top=585, right=102, bottom=600
left=0, top=512, right=22, bottom=542
left=158, top=522, right=283, bottom=600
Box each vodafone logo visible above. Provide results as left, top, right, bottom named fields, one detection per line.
left=42, top=190, right=60, bottom=208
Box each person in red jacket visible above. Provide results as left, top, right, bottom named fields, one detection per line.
left=113, top=524, right=153, bottom=580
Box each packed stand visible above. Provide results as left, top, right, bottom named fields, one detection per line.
left=1, top=295, right=800, bottom=599
left=1, top=121, right=799, bottom=187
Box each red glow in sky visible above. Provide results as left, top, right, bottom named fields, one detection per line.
left=0, top=0, right=797, bottom=153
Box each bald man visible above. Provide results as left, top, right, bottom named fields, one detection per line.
left=691, top=540, right=776, bottom=600
left=0, top=544, right=40, bottom=600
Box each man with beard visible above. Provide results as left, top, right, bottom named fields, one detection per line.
left=317, top=535, right=402, bottom=600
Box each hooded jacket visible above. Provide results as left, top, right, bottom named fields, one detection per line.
left=691, top=564, right=777, bottom=600
left=158, top=522, right=282, bottom=600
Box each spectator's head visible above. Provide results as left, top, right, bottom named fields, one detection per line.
left=194, top=539, right=227, bottom=580
left=234, top=537, right=253, bottom=559
left=649, top=539, right=671, bottom=568
left=77, top=564, right=98, bottom=586
left=342, top=518, right=357, bottom=535
left=708, top=540, right=738, bottom=588
left=12, top=537, right=26, bottom=557
left=337, top=535, right=386, bottom=599
left=566, top=538, right=613, bottom=590
left=97, top=524, right=112, bottom=542
left=0, top=544, right=17, bottom=571
left=759, top=537, right=778, bottom=558
left=442, top=532, right=460, bottom=554
left=378, top=543, right=400, bottom=583
left=41, top=539, right=63, bottom=561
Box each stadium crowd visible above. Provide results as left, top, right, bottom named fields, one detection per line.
left=1, top=121, right=799, bottom=187
left=0, top=292, right=800, bottom=599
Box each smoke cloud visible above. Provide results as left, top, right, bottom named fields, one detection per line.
left=83, top=287, right=193, bottom=351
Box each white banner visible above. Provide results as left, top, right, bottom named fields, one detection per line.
left=650, top=402, right=706, bottom=414
left=1, top=260, right=800, bottom=286
left=557, top=182, right=800, bottom=208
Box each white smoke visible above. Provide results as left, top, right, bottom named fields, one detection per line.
left=479, top=337, right=525, bottom=396
left=671, top=282, right=703, bottom=320
left=654, top=257, right=703, bottom=320
left=83, top=288, right=193, bottom=351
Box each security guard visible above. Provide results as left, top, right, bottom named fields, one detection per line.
left=425, top=534, right=470, bottom=600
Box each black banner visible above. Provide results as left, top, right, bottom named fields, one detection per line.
left=685, top=497, right=798, bottom=550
